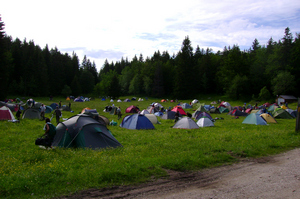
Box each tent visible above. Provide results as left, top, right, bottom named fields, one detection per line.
left=181, top=103, right=192, bottom=109
left=221, top=101, right=231, bottom=107
left=268, top=104, right=278, bottom=112
left=82, top=109, right=110, bottom=126
left=171, top=106, right=187, bottom=115
left=195, top=112, right=213, bottom=120
left=74, top=98, right=84, bottom=102
left=0, top=106, right=15, bottom=120
left=209, top=107, right=220, bottom=114
left=286, top=109, right=297, bottom=118
left=230, top=109, right=248, bottom=117
left=192, top=110, right=202, bottom=118
left=242, top=113, right=267, bottom=125
left=144, top=114, right=159, bottom=124
left=197, top=117, right=215, bottom=127
left=60, top=105, right=71, bottom=111
left=66, top=97, right=70, bottom=100
left=218, top=106, right=229, bottom=113
left=154, top=111, right=163, bottom=116
left=273, top=108, right=294, bottom=119
left=173, top=117, right=199, bottom=129
left=81, top=107, right=92, bottom=114
left=0, top=102, right=19, bottom=112
left=52, top=114, right=121, bottom=149
left=140, top=109, right=150, bottom=115
left=192, top=99, right=198, bottom=104
left=161, top=99, right=167, bottom=102
left=50, top=103, right=59, bottom=110
left=196, top=105, right=206, bottom=112
left=161, top=111, right=181, bottom=120
left=263, top=102, right=272, bottom=107
left=124, top=98, right=131, bottom=102
left=245, top=108, right=252, bottom=114
left=45, top=106, right=53, bottom=113
left=147, top=106, right=159, bottom=113
left=22, top=108, right=41, bottom=119
left=260, top=113, right=277, bottom=123
left=120, top=114, right=155, bottom=130
left=110, top=107, right=117, bottom=115
left=117, top=99, right=122, bottom=102
left=125, top=105, right=140, bottom=113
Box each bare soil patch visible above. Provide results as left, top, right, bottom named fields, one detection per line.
left=59, top=148, right=300, bottom=199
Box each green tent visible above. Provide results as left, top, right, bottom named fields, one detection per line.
left=22, top=108, right=41, bottom=119
left=52, top=114, right=122, bottom=149
left=218, top=106, right=229, bottom=113
left=196, top=105, right=206, bottom=112
left=273, top=108, right=294, bottom=119
left=242, top=113, right=267, bottom=125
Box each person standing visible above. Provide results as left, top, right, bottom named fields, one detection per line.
left=117, top=107, right=122, bottom=120
left=16, top=105, right=22, bottom=120
left=54, top=107, right=61, bottom=125
left=40, top=103, right=46, bottom=120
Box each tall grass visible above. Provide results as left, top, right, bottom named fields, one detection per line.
left=0, top=96, right=299, bottom=198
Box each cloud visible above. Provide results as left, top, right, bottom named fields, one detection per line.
left=1, top=0, right=300, bottom=71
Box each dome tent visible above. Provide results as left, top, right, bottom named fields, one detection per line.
left=120, top=114, right=155, bottom=130
left=197, top=117, right=215, bottom=127
left=0, top=106, right=15, bottom=120
left=22, top=108, right=41, bottom=119
left=52, top=114, right=121, bottom=149
left=173, top=117, right=199, bottom=129
left=161, top=111, right=181, bottom=120
left=242, top=113, right=267, bottom=125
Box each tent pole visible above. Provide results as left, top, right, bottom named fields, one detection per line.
left=296, top=98, right=300, bottom=132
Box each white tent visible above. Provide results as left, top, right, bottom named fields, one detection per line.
left=140, top=109, right=150, bottom=115
left=144, top=114, right=159, bottom=124
left=196, top=117, right=214, bottom=127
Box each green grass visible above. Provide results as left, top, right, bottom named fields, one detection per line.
left=0, top=96, right=299, bottom=198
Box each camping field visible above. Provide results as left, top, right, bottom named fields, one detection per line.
left=1, top=96, right=300, bottom=199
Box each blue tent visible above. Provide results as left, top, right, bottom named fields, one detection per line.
left=50, top=103, right=58, bottom=110
left=45, top=106, right=53, bottom=113
left=120, top=114, right=155, bottom=130
left=242, top=113, right=267, bottom=125
left=154, top=111, right=163, bottom=116
left=74, top=98, right=84, bottom=102
left=181, top=103, right=192, bottom=109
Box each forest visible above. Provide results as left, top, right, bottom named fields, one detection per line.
left=0, top=16, right=299, bottom=101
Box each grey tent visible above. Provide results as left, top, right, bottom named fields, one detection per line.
left=52, top=114, right=122, bottom=149
left=22, top=108, right=41, bottom=119
left=173, top=117, right=199, bottom=129
left=161, top=111, right=181, bottom=119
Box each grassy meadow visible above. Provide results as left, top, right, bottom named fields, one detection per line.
left=1, top=96, right=300, bottom=199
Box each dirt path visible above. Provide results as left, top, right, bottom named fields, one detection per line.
left=62, top=148, right=300, bottom=199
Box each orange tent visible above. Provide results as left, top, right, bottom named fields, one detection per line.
left=81, top=107, right=91, bottom=114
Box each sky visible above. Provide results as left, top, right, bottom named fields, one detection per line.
left=1, top=0, right=300, bottom=71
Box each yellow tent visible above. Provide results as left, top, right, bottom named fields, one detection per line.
left=281, top=105, right=287, bottom=110
left=66, top=97, right=70, bottom=101
left=260, top=113, right=277, bottom=123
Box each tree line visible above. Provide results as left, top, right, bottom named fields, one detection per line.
left=1, top=16, right=299, bottom=101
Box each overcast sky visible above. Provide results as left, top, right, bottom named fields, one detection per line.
left=1, top=0, right=300, bottom=71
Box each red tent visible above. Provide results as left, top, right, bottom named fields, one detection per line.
left=0, top=106, right=15, bottom=120
left=171, top=106, right=187, bottom=115
left=263, top=102, right=272, bottom=107
left=125, top=105, right=140, bottom=113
